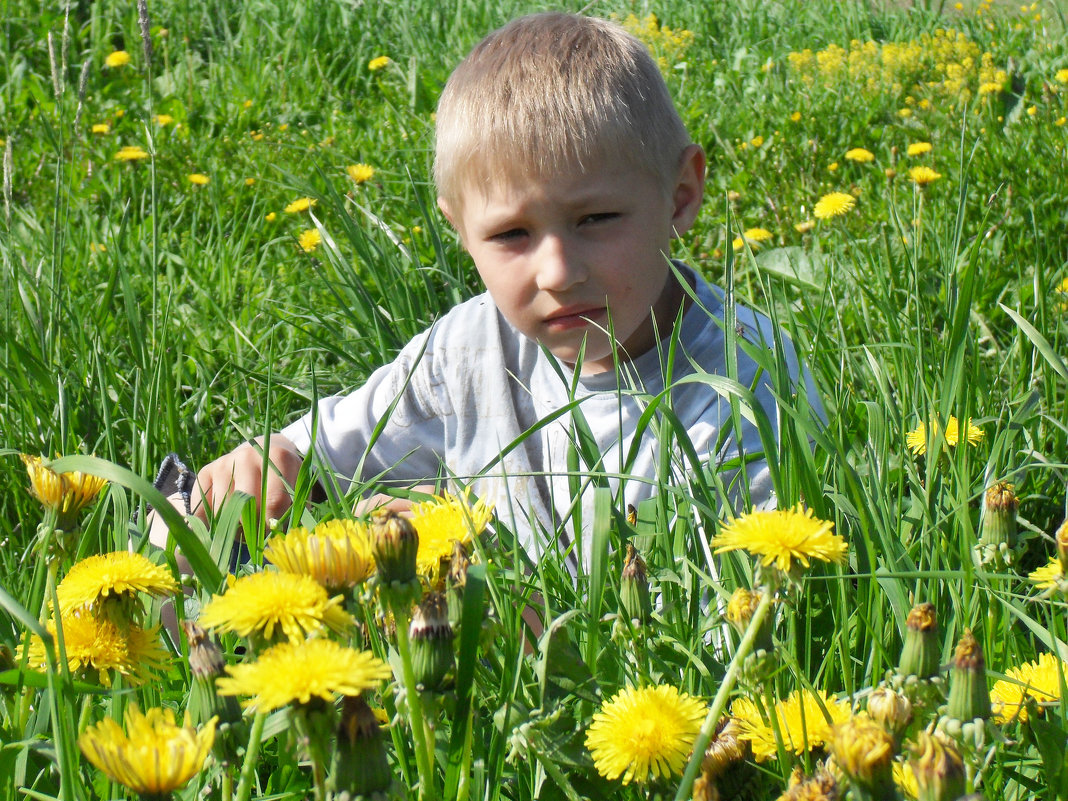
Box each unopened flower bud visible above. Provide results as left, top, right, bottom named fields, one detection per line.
left=976, top=481, right=1018, bottom=566
left=909, top=731, right=965, bottom=801
left=183, top=620, right=242, bottom=730
left=868, top=686, right=913, bottom=739
left=1057, top=520, right=1068, bottom=578
left=329, top=694, right=392, bottom=796
left=446, top=539, right=469, bottom=629
left=698, top=717, right=752, bottom=799
left=829, top=717, right=896, bottom=800
left=370, top=509, right=418, bottom=585
left=898, top=603, right=941, bottom=680
left=409, top=591, right=454, bottom=691
left=726, top=587, right=773, bottom=651
left=620, top=543, right=651, bottom=623
left=947, top=629, right=991, bottom=722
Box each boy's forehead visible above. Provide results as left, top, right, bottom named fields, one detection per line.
left=449, top=153, right=666, bottom=211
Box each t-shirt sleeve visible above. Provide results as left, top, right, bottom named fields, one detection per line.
left=280, top=329, right=451, bottom=490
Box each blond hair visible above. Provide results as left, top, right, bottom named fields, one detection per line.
left=434, top=13, right=692, bottom=208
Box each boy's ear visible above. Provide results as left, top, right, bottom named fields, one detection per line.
left=669, top=144, right=706, bottom=238
left=437, top=197, right=456, bottom=227
left=437, top=197, right=468, bottom=248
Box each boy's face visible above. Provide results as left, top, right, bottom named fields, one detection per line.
left=440, top=146, right=705, bottom=375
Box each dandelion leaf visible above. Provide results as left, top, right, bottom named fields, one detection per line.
left=536, top=610, right=598, bottom=704
left=755, top=246, right=825, bottom=290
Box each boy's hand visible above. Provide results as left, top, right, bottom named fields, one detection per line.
left=146, top=434, right=303, bottom=551
left=194, top=434, right=303, bottom=525
left=355, top=485, right=438, bottom=518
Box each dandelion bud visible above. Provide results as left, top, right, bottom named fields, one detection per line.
left=182, top=621, right=242, bottom=732
left=20, top=454, right=108, bottom=537
left=619, top=543, right=651, bottom=623
left=726, top=587, right=773, bottom=652
left=830, top=717, right=896, bottom=800
left=409, top=591, right=454, bottom=691
left=1056, top=520, right=1068, bottom=578
left=446, top=539, right=469, bottom=629
left=898, top=603, right=941, bottom=680
left=868, top=686, right=913, bottom=739
left=947, top=629, right=991, bottom=722
left=329, top=694, right=393, bottom=797
left=909, top=731, right=966, bottom=801
left=699, top=717, right=752, bottom=800
left=777, top=767, right=839, bottom=801
left=370, top=509, right=418, bottom=585
left=976, top=481, right=1018, bottom=566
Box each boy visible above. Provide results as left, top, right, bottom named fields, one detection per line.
left=162, top=13, right=809, bottom=569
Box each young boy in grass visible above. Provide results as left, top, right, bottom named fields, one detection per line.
left=159, top=13, right=810, bottom=569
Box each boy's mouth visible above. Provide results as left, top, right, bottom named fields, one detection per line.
left=544, top=305, right=606, bottom=331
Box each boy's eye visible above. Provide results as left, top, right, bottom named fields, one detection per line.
left=489, top=228, right=527, bottom=243
left=579, top=212, right=619, bottom=226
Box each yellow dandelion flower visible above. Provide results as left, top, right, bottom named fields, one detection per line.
left=187, top=173, right=209, bottom=185
left=585, top=685, right=706, bottom=785
left=410, top=489, right=493, bottom=583
left=710, top=504, right=846, bottom=573
left=346, top=163, right=375, bottom=184
left=298, top=228, right=321, bottom=252
left=265, top=519, right=375, bottom=591
left=1029, top=556, right=1062, bottom=589
left=743, top=227, right=774, bottom=242
left=990, top=652, right=1068, bottom=723
left=893, top=760, right=919, bottom=800
left=1056, top=117, right=1067, bottom=127
left=828, top=161, right=839, bottom=172
left=978, top=81, right=1003, bottom=94
left=154, top=114, right=174, bottom=126
left=57, top=551, right=178, bottom=613
left=750, top=136, right=765, bottom=148
left=20, top=454, right=108, bottom=529
left=114, top=145, right=149, bottom=162
left=1027, top=105, right=1038, bottom=116
left=898, top=108, right=913, bottom=117
left=1057, top=69, right=1068, bottom=84
left=244, top=177, right=255, bottom=186
left=907, top=142, right=932, bottom=156
left=794, top=220, right=816, bottom=234
left=813, top=192, right=856, bottom=219
left=908, top=166, right=942, bottom=185
left=91, top=123, right=110, bottom=135
left=790, top=111, right=802, bottom=122
left=80, top=706, right=215, bottom=795
left=368, top=56, right=391, bottom=71
left=284, top=197, right=316, bottom=214
left=265, top=212, right=277, bottom=222
left=216, top=638, right=391, bottom=713
left=731, top=689, right=851, bottom=761
left=845, top=147, right=875, bottom=162
left=24, top=611, right=169, bottom=687
left=905, top=416, right=983, bottom=455
left=198, top=570, right=352, bottom=642
left=104, top=50, right=131, bottom=68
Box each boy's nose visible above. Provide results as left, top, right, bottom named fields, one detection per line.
left=534, top=234, right=587, bottom=292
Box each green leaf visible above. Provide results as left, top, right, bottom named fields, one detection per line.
left=48, top=455, right=222, bottom=593
left=537, top=610, right=598, bottom=705
left=755, top=246, right=826, bottom=290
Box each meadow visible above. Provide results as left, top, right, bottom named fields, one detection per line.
left=1, top=0, right=1067, bottom=799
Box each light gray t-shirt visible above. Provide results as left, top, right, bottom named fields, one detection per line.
left=282, top=263, right=812, bottom=568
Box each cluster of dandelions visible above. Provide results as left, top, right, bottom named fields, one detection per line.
left=584, top=504, right=851, bottom=792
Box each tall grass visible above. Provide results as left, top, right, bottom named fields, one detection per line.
left=1, top=0, right=1067, bottom=799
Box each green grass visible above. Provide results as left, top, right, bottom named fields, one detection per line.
left=2, top=0, right=1068, bottom=799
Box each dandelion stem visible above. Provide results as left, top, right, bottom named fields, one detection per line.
left=674, top=591, right=773, bottom=801
left=390, top=597, right=437, bottom=801
left=234, top=711, right=266, bottom=801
